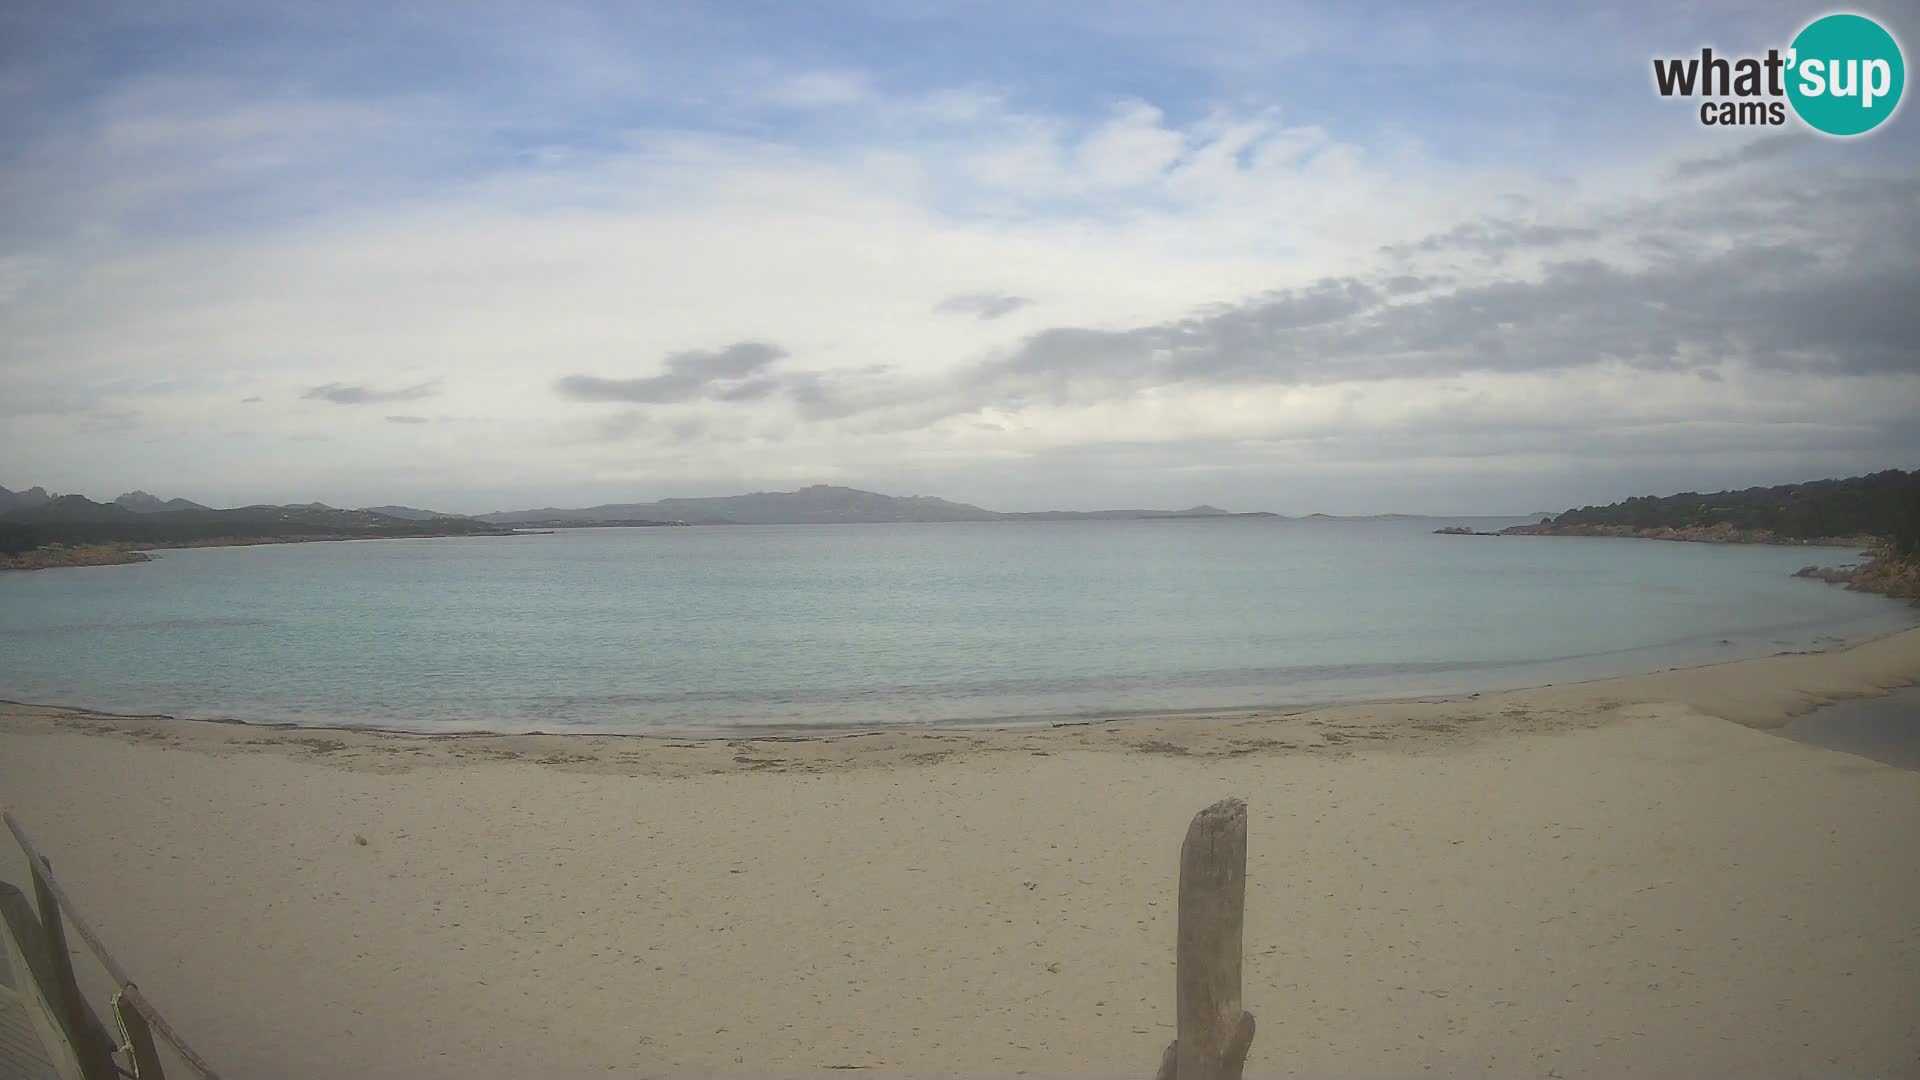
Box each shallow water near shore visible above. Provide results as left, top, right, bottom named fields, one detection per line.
left=1780, top=688, right=1920, bottom=769
left=0, top=518, right=1911, bottom=734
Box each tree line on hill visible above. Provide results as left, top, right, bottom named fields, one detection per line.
left=1546, top=469, right=1919, bottom=556
left=0, top=494, right=511, bottom=557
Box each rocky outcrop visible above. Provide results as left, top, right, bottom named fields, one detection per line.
left=1793, top=564, right=1859, bottom=584
left=1793, top=547, right=1919, bottom=602
left=1, top=543, right=151, bottom=571
left=1847, top=548, right=1920, bottom=601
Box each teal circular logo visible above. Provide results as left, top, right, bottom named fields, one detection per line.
left=1786, top=13, right=1905, bottom=136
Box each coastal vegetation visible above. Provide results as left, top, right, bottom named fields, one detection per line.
left=1499, top=469, right=1919, bottom=601
left=0, top=542, right=151, bottom=570
left=0, top=496, right=516, bottom=570
left=1510, top=469, right=1919, bottom=548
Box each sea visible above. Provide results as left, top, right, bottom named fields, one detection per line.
left=0, top=518, right=1911, bottom=734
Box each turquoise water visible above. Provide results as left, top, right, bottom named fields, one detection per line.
left=0, top=519, right=1911, bottom=733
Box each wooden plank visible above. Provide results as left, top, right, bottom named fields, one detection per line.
left=0, top=886, right=87, bottom=1080
left=113, top=994, right=165, bottom=1080
left=0, top=985, right=65, bottom=1080
left=1159, top=798, right=1255, bottom=1080
left=5, top=814, right=223, bottom=1080
left=23, top=867, right=113, bottom=1080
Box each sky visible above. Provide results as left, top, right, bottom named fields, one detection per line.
left=2, top=0, right=1917, bottom=515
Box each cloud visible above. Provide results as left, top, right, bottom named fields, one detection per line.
left=756, top=170, right=1920, bottom=431
left=1, top=3, right=1915, bottom=514
left=301, top=380, right=442, bottom=405
left=239, top=395, right=263, bottom=404
left=385, top=414, right=429, bottom=424
left=1380, top=219, right=1599, bottom=261
left=935, top=292, right=1033, bottom=320
left=555, top=342, right=786, bottom=404
left=1669, top=134, right=1810, bottom=181
left=1382, top=274, right=1446, bottom=296
left=761, top=70, right=872, bottom=109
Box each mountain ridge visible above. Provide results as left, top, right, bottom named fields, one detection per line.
left=5, top=481, right=1491, bottom=526
left=476, top=485, right=1283, bottom=525
left=114, top=490, right=212, bottom=513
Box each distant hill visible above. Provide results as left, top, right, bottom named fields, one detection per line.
left=1298, top=512, right=1436, bottom=521
left=114, top=490, right=211, bottom=513
left=1004, top=504, right=1281, bottom=521
left=359, top=505, right=468, bottom=521
left=5, top=494, right=137, bottom=522
left=483, top=485, right=998, bottom=525
left=0, top=496, right=513, bottom=557
left=0, top=485, right=52, bottom=514
left=1509, top=469, right=1920, bottom=554
left=498, top=517, right=683, bottom=529
left=480, top=485, right=1282, bottom=525
left=7, top=481, right=1311, bottom=531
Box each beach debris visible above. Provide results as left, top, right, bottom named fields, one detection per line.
left=353, top=833, right=369, bottom=846
left=1158, top=797, right=1256, bottom=1080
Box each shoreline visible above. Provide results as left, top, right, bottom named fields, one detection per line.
left=6, top=626, right=1917, bottom=777
left=5, top=620, right=1916, bottom=739
left=0, top=527, right=543, bottom=572
left=2, top=626, right=1917, bottom=1077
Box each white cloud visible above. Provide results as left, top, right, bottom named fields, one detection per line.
left=761, top=70, right=874, bottom=109
left=0, top=37, right=1913, bottom=512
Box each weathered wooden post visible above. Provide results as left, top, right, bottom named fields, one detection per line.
left=30, top=855, right=119, bottom=1080
left=115, top=990, right=168, bottom=1080
left=6, top=811, right=226, bottom=1080
left=1156, top=798, right=1255, bottom=1080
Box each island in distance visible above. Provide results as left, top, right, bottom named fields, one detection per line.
left=0, top=483, right=1314, bottom=571
left=474, top=485, right=1286, bottom=526
left=3, top=480, right=1431, bottom=536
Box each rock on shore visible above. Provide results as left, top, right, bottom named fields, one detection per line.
left=1, top=543, right=152, bottom=571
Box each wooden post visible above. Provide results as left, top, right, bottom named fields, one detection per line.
left=30, top=857, right=118, bottom=1080
left=5, top=812, right=227, bottom=1080
left=1156, top=798, right=1255, bottom=1080
left=116, top=991, right=168, bottom=1080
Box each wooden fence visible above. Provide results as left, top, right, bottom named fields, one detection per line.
left=3, top=810, right=223, bottom=1080
left=3, top=797, right=1254, bottom=1080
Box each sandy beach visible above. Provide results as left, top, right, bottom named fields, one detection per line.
left=2, top=629, right=1918, bottom=1078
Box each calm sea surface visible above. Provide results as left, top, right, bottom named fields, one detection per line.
left=0, top=519, right=1910, bottom=734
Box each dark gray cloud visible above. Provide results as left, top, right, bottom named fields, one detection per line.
left=556, top=342, right=786, bottom=403
left=1380, top=218, right=1598, bottom=261
left=1382, top=274, right=1447, bottom=296
left=935, top=292, right=1033, bottom=320
left=239, top=395, right=263, bottom=404
left=714, top=377, right=782, bottom=402
left=1669, top=133, right=1810, bottom=181
left=554, top=169, right=1918, bottom=467
left=385, top=414, right=429, bottom=424
left=302, top=379, right=441, bottom=405
left=759, top=171, right=1920, bottom=429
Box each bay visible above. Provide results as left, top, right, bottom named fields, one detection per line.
left=0, top=518, right=1909, bottom=733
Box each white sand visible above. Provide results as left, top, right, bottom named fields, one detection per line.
left=2, top=629, right=1918, bottom=1078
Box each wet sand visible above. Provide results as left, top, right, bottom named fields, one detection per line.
left=1779, top=686, right=1920, bottom=770
left=1, top=628, right=1918, bottom=1078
